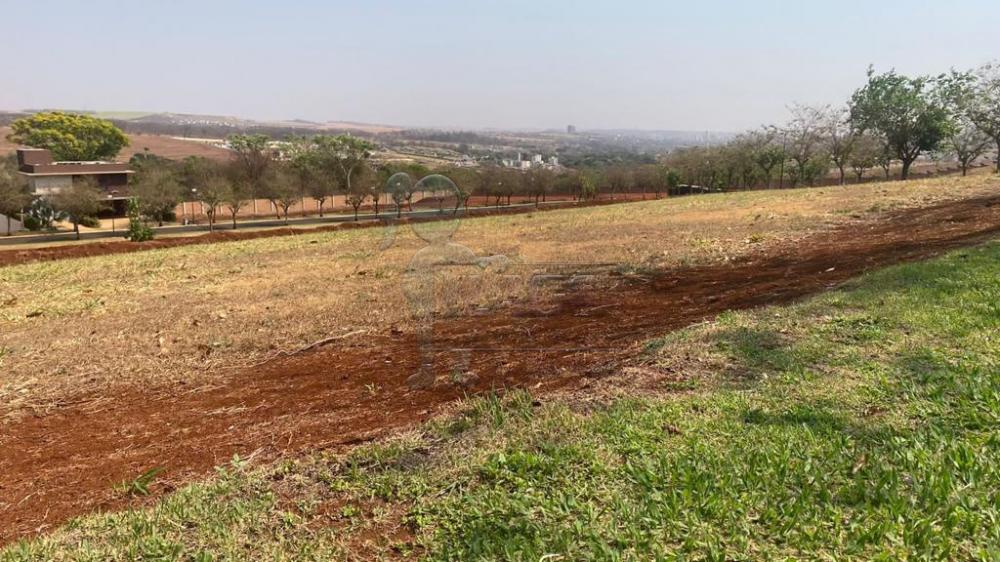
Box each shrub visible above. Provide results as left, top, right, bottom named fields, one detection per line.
left=78, top=215, right=101, bottom=229
left=23, top=198, right=64, bottom=231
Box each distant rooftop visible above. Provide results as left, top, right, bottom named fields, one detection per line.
left=15, top=148, right=132, bottom=176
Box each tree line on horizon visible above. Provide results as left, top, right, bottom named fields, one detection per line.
left=667, top=63, right=1000, bottom=190
left=1, top=63, right=999, bottom=239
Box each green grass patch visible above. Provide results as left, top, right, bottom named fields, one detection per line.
left=4, top=242, right=1000, bottom=561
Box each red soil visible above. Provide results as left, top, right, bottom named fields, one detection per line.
left=1, top=195, right=1000, bottom=544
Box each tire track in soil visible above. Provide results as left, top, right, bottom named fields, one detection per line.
left=2, top=194, right=1000, bottom=544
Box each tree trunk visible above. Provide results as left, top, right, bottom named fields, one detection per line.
left=318, top=201, right=325, bottom=218
left=838, top=166, right=846, bottom=186
left=232, top=212, right=238, bottom=229
left=74, top=221, right=80, bottom=240
left=900, top=158, right=914, bottom=180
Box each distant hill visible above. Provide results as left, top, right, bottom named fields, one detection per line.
left=0, top=109, right=404, bottom=140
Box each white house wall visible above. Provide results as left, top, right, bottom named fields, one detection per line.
left=0, top=214, right=24, bottom=233
left=30, top=175, right=73, bottom=195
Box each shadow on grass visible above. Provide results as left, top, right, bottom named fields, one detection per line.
left=712, top=325, right=801, bottom=380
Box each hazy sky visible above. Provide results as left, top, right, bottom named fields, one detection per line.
left=1, top=0, right=996, bottom=131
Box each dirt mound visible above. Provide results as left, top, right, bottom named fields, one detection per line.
left=2, top=195, right=999, bottom=543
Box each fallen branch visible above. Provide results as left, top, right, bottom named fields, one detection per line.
left=250, top=329, right=368, bottom=368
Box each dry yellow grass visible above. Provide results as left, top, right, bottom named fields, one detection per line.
left=1, top=175, right=997, bottom=420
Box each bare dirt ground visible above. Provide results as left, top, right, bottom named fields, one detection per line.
left=2, top=191, right=999, bottom=544
left=7, top=177, right=991, bottom=422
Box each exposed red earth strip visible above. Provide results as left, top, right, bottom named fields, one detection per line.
left=1, top=194, right=999, bottom=544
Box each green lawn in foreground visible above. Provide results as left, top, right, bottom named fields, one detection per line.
left=3, top=241, right=999, bottom=561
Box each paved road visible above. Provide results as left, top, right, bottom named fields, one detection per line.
left=0, top=201, right=567, bottom=246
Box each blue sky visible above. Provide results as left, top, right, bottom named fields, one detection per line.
left=1, top=0, right=996, bottom=131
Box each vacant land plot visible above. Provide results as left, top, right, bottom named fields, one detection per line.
left=2, top=176, right=997, bottom=417
left=1, top=175, right=999, bottom=546
left=4, top=235, right=999, bottom=560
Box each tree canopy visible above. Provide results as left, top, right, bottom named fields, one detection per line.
left=7, top=112, right=129, bottom=161
left=849, top=68, right=952, bottom=179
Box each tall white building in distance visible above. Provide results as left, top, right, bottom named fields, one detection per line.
left=501, top=153, right=561, bottom=170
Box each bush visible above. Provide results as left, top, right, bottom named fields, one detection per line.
left=23, top=198, right=63, bottom=231
left=78, top=215, right=101, bottom=228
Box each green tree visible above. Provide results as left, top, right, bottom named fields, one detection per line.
left=848, top=134, right=883, bottom=182
left=951, top=64, right=1000, bottom=174
left=345, top=178, right=370, bottom=221
left=325, top=135, right=376, bottom=197
left=0, top=157, right=32, bottom=235
left=197, top=175, right=228, bottom=232
left=290, top=145, right=337, bottom=217
left=51, top=178, right=108, bottom=240
left=784, top=104, right=830, bottom=187
left=935, top=71, right=991, bottom=176
left=605, top=166, right=631, bottom=200
left=260, top=166, right=302, bottom=224
left=7, top=111, right=129, bottom=161
left=124, top=198, right=154, bottom=242
left=849, top=68, right=952, bottom=180
left=385, top=171, right=413, bottom=218
left=478, top=166, right=506, bottom=207
left=227, top=134, right=273, bottom=205
left=824, top=108, right=857, bottom=185
left=223, top=180, right=252, bottom=229
left=132, top=163, right=183, bottom=226
left=658, top=166, right=681, bottom=197
left=581, top=170, right=601, bottom=200
left=752, top=135, right=785, bottom=189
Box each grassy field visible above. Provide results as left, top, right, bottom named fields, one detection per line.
left=2, top=175, right=998, bottom=421
left=3, top=235, right=997, bottom=560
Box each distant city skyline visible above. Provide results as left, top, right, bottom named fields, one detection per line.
left=1, top=0, right=997, bottom=132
